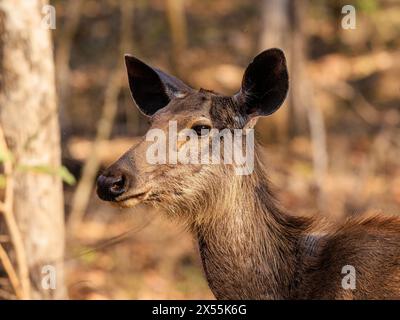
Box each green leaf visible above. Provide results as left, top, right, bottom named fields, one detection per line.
left=58, top=166, right=77, bottom=186
left=357, top=0, right=378, bottom=13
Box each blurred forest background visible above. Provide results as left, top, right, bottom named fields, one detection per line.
left=0, top=0, right=400, bottom=299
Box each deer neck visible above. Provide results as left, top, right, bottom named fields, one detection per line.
left=193, top=157, right=305, bottom=299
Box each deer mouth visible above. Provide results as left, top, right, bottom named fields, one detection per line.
left=115, top=190, right=151, bottom=207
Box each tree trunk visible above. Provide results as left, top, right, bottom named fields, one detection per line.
left=289, top=0, right=310, bottom=135
left=258, top=0, right=290, bottom=142
left=0, top=0, right=66, bottom=299
left=166, top=0, right=188, bottom=77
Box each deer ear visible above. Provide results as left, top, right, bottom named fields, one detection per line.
left=125, top=54, right=192, bottom=116
left=234, top=49, right=289, bottom=126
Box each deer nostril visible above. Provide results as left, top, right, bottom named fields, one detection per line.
left=110, top=176, right=125, bottom=194
left=96, top=174, right=127, bottom=201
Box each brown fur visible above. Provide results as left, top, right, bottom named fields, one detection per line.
left=154, top=142, right=400, bottom=299
left=97, top=51, right=400, bottom=300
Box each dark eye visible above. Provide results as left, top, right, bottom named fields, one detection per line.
left=191, top=124, right=211, bottom=136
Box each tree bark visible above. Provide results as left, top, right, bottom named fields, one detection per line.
left=166, top=0, right=188, bottom=77
left=0, top=0, right=66, bottom=299
left=289, top=0, right=310, bottom=134
left=258, top=0, right=290, bottom=142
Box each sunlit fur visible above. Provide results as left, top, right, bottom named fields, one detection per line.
left=122, top=138, right=400, bottom=299
left=100, top=50, right=400, bottom=299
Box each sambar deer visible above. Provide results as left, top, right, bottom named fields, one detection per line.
left=96, top=49, right=400, bottom=299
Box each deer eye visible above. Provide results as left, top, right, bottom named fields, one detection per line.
left=191, top=124, right=211, bottom=136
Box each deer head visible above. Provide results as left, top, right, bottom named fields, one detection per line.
left=96, top=49, right=289, bottom=219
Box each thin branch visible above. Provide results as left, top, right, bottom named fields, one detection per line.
left=55, top=0, right=84, bottom=136
left=321, top=81, right=381, bottom=126
left=0, top=126, right=31, bottom=299
left=0, top=243, right=22, bottom=299
left=67, top=70, right=123, bottom=233
left=67, top=0, right=134, bottom=233
left=307, top=102, right=329, bottom=211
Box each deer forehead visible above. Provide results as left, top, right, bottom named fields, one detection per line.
left=152, top=93, right=214, bottom=120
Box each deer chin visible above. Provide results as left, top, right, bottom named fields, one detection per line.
left=114, top=190, right=150, bottom=208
